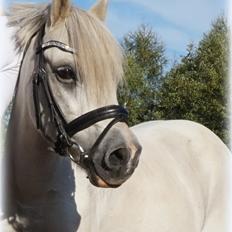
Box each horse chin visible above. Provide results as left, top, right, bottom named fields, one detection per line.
left=86, top=165, right=122, bottom=188
left=89, top=174, right=121, bottom=188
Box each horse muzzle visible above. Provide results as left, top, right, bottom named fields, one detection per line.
left=85, top=135, right=142, bottom=188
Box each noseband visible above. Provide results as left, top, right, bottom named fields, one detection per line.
left=32, top=26, right=128, bottom=166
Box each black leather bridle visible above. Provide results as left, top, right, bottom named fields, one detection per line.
left=31, top=25, right=128, bottom=167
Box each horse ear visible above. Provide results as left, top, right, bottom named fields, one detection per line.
left=89, top=0, right=108, bottom=21
left=50, top=0, right=71, bottom=26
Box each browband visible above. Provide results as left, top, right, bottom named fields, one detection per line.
left=37, top=40, right=77, bottom=54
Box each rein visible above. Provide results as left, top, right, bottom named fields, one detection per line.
left=31, top=25, right=128, bottom=167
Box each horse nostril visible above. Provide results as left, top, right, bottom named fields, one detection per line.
left=104, top=148, right=130, bottom=170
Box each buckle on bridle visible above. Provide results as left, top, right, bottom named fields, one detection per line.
left=54, top=133, right=73, bottom=156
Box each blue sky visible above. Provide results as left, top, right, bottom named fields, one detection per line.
left=3, top=0, right=227, bottom=64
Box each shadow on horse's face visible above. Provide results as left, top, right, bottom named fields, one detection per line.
left=35, top=7, right=142, bottom=188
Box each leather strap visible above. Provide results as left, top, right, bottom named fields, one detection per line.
left=65, top=105, right=128, bottom=137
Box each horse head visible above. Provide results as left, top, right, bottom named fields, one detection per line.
left=10, top=0, right=141, bottom=189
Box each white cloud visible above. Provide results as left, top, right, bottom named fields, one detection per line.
left=107, top=0, right=226, bottom=59
left=113, top=0, right=225, bottom=32
left=107, top=7, right=142, bottom=39
left=155, top=26, right=191, bottom=52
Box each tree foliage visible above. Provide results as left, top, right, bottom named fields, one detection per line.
left=118, top=25, right=167, bottom=125
left=155, top=16, right=229, bottom=143
left=119, top=17, right=229, bottom=144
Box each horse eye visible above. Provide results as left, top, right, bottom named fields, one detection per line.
left=55, top=66, right=76, bottom=83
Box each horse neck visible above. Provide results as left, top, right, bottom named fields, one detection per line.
left=6, top=48, right=85, bottom=230
left=8, top=35, right=48, bottom=163
left=7, top=35, right=81, bottom=205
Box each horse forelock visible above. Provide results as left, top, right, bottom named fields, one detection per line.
left=8, top=3, right=124, bottom=103
left=67, top=8, right=124, bottom=102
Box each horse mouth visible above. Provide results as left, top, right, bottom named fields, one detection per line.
left=86, top=162, right=122, bottom=188
left=82, top=145, right=142, bottom=188
left=67, top=144, right=138, bottom=188
left=85, top=155, right=140, bottom=188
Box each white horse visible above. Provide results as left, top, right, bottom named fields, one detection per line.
left=2, top=1, right=230, bottom=231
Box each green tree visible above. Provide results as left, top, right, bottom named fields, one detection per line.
left=154, top=16, right=229, bottom=144
left=118, top=25, right=167, bottom=125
